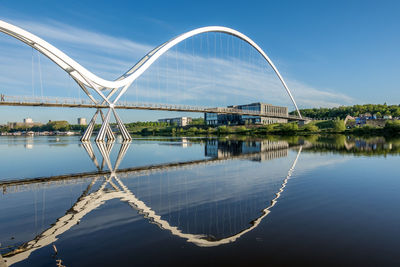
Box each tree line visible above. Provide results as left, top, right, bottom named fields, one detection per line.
left=290, top=104, right=400, bottom=119
left=0, top=121, right=86, bottom=132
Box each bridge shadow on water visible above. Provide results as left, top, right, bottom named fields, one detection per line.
left=0, top=138, right=302, bottom=266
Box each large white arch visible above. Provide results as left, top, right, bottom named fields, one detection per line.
left=0, top=20, right=302, bottom=141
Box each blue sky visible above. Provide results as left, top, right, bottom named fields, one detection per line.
left=0, top=0, right=399, bottom=124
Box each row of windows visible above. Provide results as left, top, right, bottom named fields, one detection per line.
left=263, top=105, right=287, bottom=115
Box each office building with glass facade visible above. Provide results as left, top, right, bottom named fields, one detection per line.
left=205, top=102, right=288, bottom=126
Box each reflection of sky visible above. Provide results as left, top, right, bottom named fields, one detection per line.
left=0, top=136, right=208, bottom=180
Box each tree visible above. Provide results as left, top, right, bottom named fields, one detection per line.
left=217, top=125, right=230, bottom=133
left=290, top=104, right=400, bottom=119
left=0, top=125, right=10, bottom=133
left=384, top=120, right=400, bottom=133
left=332, top=120, right=346, bottom=132
left=187, top=127, right=198, bottom=133
left=47, top=121, right=70, bottom=131
left=190, top=118, right=205, bottom=125
left=303, top=123, right=319, bottom=132
left=280, top=122, right=298, bottom=132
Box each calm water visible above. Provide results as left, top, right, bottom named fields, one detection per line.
left=1, top=135, right=400, bottom=266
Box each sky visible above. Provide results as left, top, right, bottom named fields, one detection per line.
left=0, top=0, right=399, bottom=124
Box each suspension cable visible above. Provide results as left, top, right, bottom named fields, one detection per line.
left=37, top=51, right=44, bottom=100
left=31, top=47, right=35, bottom=97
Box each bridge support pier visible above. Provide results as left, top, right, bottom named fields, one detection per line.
left=112, top=108, right=132, bottom=141
left=81, top=108, right=131, bottom=142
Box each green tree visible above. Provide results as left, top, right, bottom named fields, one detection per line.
left=332, top=120, right=346, bottom=132
left=47, top=121, right=70, bottom=131
left=303, top=123, right=319, bottom=132
left=187, top=127, right=198, bottom=133
left=217, top=125, right=230, bottom=134
left=190, top=118, right=205, bottom=125
left=280, top=122, right=298, bottom=132
left=384, top=120, right=400, bottom=133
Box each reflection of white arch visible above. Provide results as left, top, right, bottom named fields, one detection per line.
left=0, top=20, right=302, bottom=142
left=2, top=145, right=302, bottom=266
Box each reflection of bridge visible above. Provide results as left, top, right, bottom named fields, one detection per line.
left=0, top=20, right=303, bottom=142
left=1, top=140, right=302, bottom=266
left=1, top=140, right=293, bottom=194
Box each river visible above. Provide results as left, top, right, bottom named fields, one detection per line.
left=1, top=135, right=399, bottom=266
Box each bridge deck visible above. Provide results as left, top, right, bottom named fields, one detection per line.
left=0, top=95, right=306, bottom=121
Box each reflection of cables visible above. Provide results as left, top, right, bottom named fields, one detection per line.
left=118, top=145, right=303, bottom=247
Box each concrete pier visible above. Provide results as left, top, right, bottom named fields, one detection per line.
left=0, top=255, right=7, bottom=267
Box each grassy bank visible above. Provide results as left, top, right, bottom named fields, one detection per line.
left=2, top=119, right=399, bottom=137
left=127, top=120, right=400, bottom=137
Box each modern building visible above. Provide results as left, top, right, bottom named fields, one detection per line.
left=158, top=117, right=192, bottom=127
left=205, top=102, right=288, bottom=126
left=77, top=117, right=87, bottom=125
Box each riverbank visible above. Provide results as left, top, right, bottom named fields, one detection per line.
left=127, top=120, right=400, bottom=137
left=2, top=119, right=399, bottom=138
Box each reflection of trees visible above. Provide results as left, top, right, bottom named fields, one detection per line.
left=301, top=135, right=400, bottom=156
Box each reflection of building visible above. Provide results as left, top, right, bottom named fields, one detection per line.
left=7, top=118, right=43, bottom=129
left=157, top=137, right=192, bottom=148
left=205, top=102, right=288, bottom=126
left=158, top=117, right=192, bottom=126
left=77, top=117, right=87, bottom=125
left=205, top=139, right=288, bottom=161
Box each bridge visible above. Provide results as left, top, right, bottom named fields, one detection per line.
left=0, top=20, right=304, bottom=142
left=0, top=139, right=302, bottom=266
left=0, top=95, right=306, bottom=121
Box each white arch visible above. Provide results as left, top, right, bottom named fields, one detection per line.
left=0, top=20, right=302, bottom=117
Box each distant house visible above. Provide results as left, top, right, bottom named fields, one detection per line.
left=360, top=113, right=373, bottom=119
left=77, top=117, right=87, bottom=125
left=344, top=115, right=356, bottom=127
left=356, top=113, right=374, bottom=125
left=158, top=117, right=192, bottom=127
left=383, top=115, right=392, bottom=120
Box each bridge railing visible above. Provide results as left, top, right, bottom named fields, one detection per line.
left=1, top=95, right=94, bottom=105
left=0, top=95, right=306, bottom=120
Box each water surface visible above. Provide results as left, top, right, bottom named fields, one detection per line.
left=1, top=135, right=400, bottom=266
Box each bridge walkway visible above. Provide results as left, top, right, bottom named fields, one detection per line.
left=0, top=95, right=306, bottom=121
